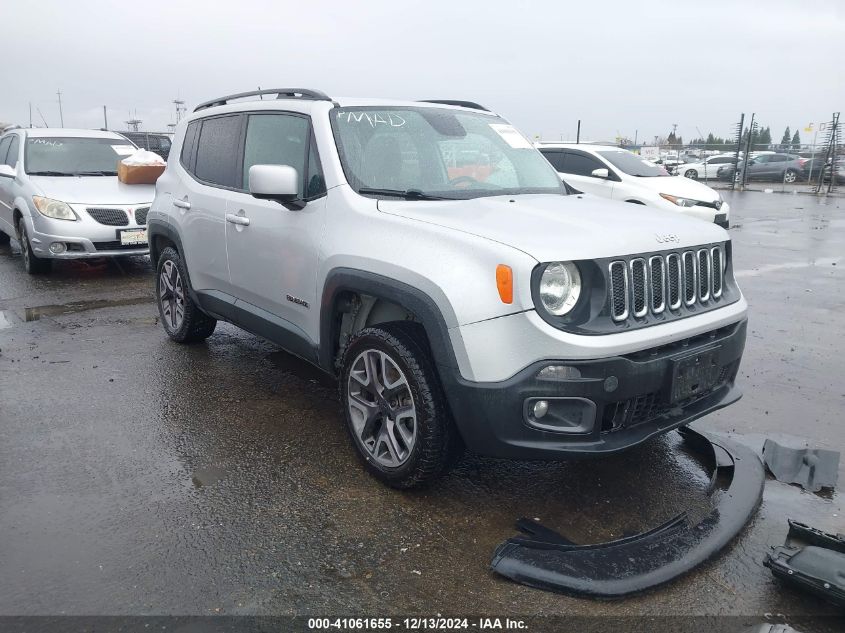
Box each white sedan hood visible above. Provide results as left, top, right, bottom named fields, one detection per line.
left=29, top=176, right=155, bottom=205
left=379, top=193, right=727, bottom=262
left=629, top=174, right=723, bottom=204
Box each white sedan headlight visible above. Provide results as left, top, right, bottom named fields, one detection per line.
left=539, top=261, right=582, bottom=316
left=659, top=193, right=698, bottom=208
left=32, top=196, right=77, bottom=221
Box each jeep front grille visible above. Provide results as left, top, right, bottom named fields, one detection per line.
left=86, top=207, right=129, bottom=226
left=609, top=245, right=726, bottom=323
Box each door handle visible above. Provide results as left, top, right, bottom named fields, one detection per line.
left=173, top=199, right=191, bottom=209
left=225, top=213, right=250, bottom=226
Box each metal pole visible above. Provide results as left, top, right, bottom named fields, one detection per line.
left=576, top=120, right=581, bottom=144
left=29, top=102, right=32, bottom=128
left=741, top=113, right=755, bottom=189
left=103, top=106, right=108, bottom=130
left=57, top=90, right=64, bottom=127
left=731, top=113, right=744, bottom=191
left=634, top=129, right=638, bottom=145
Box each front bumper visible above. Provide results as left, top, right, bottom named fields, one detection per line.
left=440, top=319, right=746, bottom=459
left=25, top=206, right=149, bottom=258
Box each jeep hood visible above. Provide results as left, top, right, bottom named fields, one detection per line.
left=378, top=194, right=727, bottom=262
left=29, top=176, right=155, bottom=205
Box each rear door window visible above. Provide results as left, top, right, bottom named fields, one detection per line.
left=540, top=150, right=567, bottom=172
left=194, top=115, right=243, bottom=188
left=562, top=151, right=605, bottom=177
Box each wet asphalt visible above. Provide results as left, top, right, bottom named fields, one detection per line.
left=0, top=191, right=843, bottom=623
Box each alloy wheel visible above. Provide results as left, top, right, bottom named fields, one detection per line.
left=784, top=170, right=797, bottom=183
left=159, top=260, right=185, bottom=331
left=347, top=349, right=417, bottom=468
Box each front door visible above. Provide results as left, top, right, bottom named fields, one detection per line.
left=225, top=112, right=327, bottom=342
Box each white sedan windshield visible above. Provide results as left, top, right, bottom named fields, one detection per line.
left=332, top=107, right=564, bottom=199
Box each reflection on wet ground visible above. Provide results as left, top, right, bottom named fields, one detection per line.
left=0, top=192, right=842, bottom=622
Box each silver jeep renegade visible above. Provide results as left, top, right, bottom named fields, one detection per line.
left=148, top=88, right=747, bottom=488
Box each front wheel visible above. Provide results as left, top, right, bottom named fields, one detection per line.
left=156, top=246, right=217, bottom=343
left=684, top=169, right=698, bottom=180
left=340, top=322, right=462, bottom=489
left=18, top=219, right=51, bottom=274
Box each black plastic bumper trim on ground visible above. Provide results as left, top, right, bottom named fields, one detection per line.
left=489, top=427, right=764, bottom=598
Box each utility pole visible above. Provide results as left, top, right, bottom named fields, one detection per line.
left=173, top=99, right=186, bottom=123
left=103, top=106, right=108, bottom=130
left=29, top=102, right=33, bottom=128
left=57, top=89, right=64, bottom=127
left=576, top=119, right=581, bottom=144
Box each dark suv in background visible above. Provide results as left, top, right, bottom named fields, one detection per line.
left=118, top=131, right=172, bottom=160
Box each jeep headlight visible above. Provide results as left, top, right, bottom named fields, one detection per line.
left=32, top=196, right=77, bottom=221
left=539, top=261, right=581, bottom=316
left=659, top=193, right=698, bottom=208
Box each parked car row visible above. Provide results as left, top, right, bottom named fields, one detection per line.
left=0, top=91, right=747, bottom=489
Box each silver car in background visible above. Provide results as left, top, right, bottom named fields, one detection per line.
left=0, top=128, right=155, bottom=274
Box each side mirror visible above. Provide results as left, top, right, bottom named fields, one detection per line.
left=0, top=165, right=15, bottom=179
left=591, top=168, right=609, bottom=179
left=248, top=164, right=303, bottom=209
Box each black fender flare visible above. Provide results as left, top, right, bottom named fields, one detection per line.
left=147, top=219, right=202, bottom=305
left=319, top=268, right=459, bottom=373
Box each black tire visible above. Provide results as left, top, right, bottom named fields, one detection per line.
left=0, top=230, right=9, bottom=245
left=340, top=321, right=462, bottom=489
left=684, top=169, right=698, bottom=180
left=17, top=219, right=52, bottom=274
left=783, top=168, right=798, bottom=184
left=156, top=246, right=216, bottom=343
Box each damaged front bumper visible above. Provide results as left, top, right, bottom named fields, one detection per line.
left=490, top=427, right=764, bottom=598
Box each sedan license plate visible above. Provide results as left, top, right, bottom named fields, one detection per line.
left=119, top=228, right=147, bottom=246
left=668, top=347, right=721, bottom=403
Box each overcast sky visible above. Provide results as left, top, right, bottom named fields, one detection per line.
left=2, top=0, right=843, bottom=145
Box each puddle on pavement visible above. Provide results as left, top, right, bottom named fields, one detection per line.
left=191, top=465, right=228, bottom=488
left=23, top=296, right=152, bottom=322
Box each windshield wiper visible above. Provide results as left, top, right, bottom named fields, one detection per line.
left=74, top=170, right=118, bottom=176
left=27, top=170, right=74, bottom=176
left=357, top=187, right=450, bottom=200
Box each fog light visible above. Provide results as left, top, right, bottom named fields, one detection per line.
left=49, top=242, right=66, bottom=254
left=524, top=397, right=596, bottom=434
left=536, top=365, right=581, bottom=381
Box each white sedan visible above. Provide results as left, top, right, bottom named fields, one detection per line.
left=678, top=154, right=738, bottom=181
left=537, top=143, right=730, bottom=228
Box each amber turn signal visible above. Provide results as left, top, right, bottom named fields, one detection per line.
left=496, top=264, right=513, bottom=304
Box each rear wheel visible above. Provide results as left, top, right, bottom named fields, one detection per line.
left=340, top=321, right=462, bottom=489
left=156, top=246, right=216, bottom=343
left=783, top=168, right=798, bottom=183
left=17, top=219, right=52, bottom=274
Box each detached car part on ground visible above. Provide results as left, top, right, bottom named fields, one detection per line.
left=0, top=129, right=154, bottom=274
left=490, top=428, right=764, bottom=597
left=148, top=88, right=748, bottom=488
left=765, top=520, right=845, bottom=608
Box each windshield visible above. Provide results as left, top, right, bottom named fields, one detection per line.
left=25, top=137, right=136, bottom=176
left=598, top=150, right=669, bottom=177
left=331, top=107, right=565, bottom=199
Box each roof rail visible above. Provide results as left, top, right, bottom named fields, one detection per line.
left=418, top=100, right=490, bottom=112
left=194, top=88, right=332, bottom=112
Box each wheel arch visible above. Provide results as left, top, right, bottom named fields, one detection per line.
left=319, top=268, right=459, bottom=374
